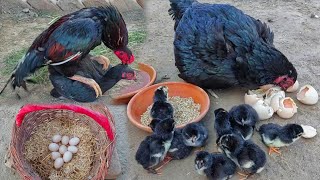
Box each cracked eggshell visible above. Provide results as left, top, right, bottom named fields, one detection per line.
left=244, top=93, right=263, bottom=105
left=252, top=100, right=274, bottom=120
left=264, top=90, right=285, bottom=106
left=269, top=94, right=284, bottom=112
left=301, top=124, right=317, bottom=138
left=276, top=97, right=297, bottom=119
left=297, top=85, right=318, bottom=105
left=286, top=80, right=299, bottom=92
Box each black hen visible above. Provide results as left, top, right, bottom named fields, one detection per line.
left=150, top=86, right=174, bottom=121
left=135, top=118, right=175, bottom=174
left=1, top=5, right=134, bottom=95
left=217, top=133, right=266, bottom=178
left=258, top=123, right=304, bottom=155
left=195, top=151, right=237, bottom=180
left=168, top=0, right=297, bottom=90
left=49, top=55, right=135, bottom=102
left=229, top=104, right=259, bottom=140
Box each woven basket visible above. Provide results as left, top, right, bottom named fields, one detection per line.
left=6, top=103, right=116, bottom=180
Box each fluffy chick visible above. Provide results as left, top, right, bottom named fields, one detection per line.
left=167, top=128, right=194, bottom=160
left=229, top=104, right=259, bottom=140
left=214, top=108, right=233, bottom=138
left=195, top=151, right=237, bottom=180
left=258, top=123, right=304, bottom=155
left=217, top=133, right=266, bottom=178
left=135, top=118, right=175, bottom=174
left=182, top=122, right=209, bottom=147
left=150, top=86, right=174, bottom=120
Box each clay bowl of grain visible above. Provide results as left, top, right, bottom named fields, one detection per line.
left=127, top=82, right=210, bottom=132
left=109, top=62, right=156, bottom=104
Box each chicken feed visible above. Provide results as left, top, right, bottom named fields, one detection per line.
left=140, top=96, right=201, bottom=126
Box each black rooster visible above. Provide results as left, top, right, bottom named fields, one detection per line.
left=1, top=5, right=134, bottom=97
left=168, top=0, right=297, bottom=90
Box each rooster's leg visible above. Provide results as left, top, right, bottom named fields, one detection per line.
left=154, top=156, right=173, bottom=172
left=90, top=55, right=110, bottom=70
left=268, top=147, right=281, bottom=156
left=69, top=75, right=102, bottom=98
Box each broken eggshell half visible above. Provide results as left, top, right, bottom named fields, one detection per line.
left=301, top=124, right=317, bottom=138
left=297, top=85, right=318, bottom=105
left=244, top=89, right=266, bottom=105
left=252, top=100, right=274, bottom=120
left=276, top=97, right=298, bottom=119
left=269, top=93, right=285, bottom=112
left=286, top=80, right=299, bottom=93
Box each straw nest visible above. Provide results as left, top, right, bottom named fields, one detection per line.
left=23, top=116, right=97, bottom=179
left=7, top=106, right=115, bottom=180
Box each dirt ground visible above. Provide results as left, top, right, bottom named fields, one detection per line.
left=1, top=0, right=320, bottom=180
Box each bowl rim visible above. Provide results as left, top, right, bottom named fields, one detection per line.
left=127, top=81, right=210, bottom=132
left=112, top=62, right=157, bottom=100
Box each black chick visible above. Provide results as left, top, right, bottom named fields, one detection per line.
left=167, top=128, right=194, bottom=160
left=135, top=118, right=175, bottom=174
left=182, top=122, right=208, bottom=147
left=214, top=108, right=233, bottom=138
left=150, top=86, right=174, bottom=120
left=217, top=133, right=266, bottom=178
left=258, top=123, right=304, bottom=155
left=229, top=104, right=259, bottom=140
left=195, top=151, right=237, bottom=180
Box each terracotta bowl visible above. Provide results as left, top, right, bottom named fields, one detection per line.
left=127, top=82, right=210, bottom=132
left=112, top=63, right=156, bottom=103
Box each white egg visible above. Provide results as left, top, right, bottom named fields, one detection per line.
left=54, top=158, right=64, bottom=169
left=301, top=124, right=317, bottom=138
left=67, top=146, right=78, bottom=154
left=69, top=137, right=80, bottom=146
left=52, top=134, right=62, bottom=143
left=286, top=80, right=299, bottom=92
left=276, top=97, right=297, bottom=119
left=61, top=136, right=70, bottom=145
left=48, top=143, right=59, bottom=152
left=63, top=151, right=73, bottom=163
left=297, top=85, right=318, bottom=105
left=268, top=94, right=285, bottom=112
left=252, top=100, right=274, bottom=120
left=51, top=152, right=61, bottom=160
left=244, top=93, right=263, bottom=105
left=59, top=145, right=68, bottom=154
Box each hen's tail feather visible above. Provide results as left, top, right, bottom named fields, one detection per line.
left=168, top=0, right=196, bottom=21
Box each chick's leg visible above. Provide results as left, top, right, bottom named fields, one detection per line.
left=154, top=156, right=173, bottom=172
left=237, top=172, right=250, bottom=180
left=148, top=168, right=162, bottom=175
left=268, top=147, right=281, bottom=155
left=69, top=75, right=102, bottom=98
left=90, top=55, right=110, bottom=70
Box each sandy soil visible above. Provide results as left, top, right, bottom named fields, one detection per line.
left=1, top=0, right=320, bottom=180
